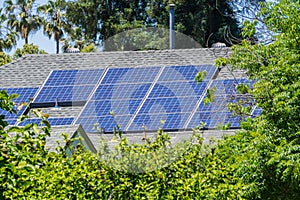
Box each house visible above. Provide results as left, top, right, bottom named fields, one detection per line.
left=0, top=48, right=255, bottom=152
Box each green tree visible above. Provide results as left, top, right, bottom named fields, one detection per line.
left=38, top=0, right=71, bottom=54
left=0, top=8, right=18, bottom=52
left=0, top=52, right=12, bottom=66
left=4, top=0, right=42, bottom=44
left=13, top=43, right=47, bottom=59
left=211, top=0, right=300, bottom=198
left=64, top=0, right=263, bottom=48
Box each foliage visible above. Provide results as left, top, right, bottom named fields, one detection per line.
left=0, top=52, right=12, bottom=66
left=64, top=0, right=261, bottom=48
left=13, top=43, right=47, bottom=59
left=80, top=43, right=97, bottom=53
left=1, top=1, right=299, bottom=199
left=4, top=0, right=42, bottom=44
left=38, top=0, right=71, bottom=54
left=213, top=0, right=300, bottom=198
left=0, top=8, right=18, bottom=52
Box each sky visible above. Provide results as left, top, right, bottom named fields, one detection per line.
left=10, top=0, right=56, bottom=54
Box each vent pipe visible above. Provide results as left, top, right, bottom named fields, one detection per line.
left=169, top=4, right=175, bottom=49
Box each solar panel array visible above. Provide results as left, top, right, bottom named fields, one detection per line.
left=76, top=65, right=218, bottom=132
left=0, top=66, right=261, bottom=131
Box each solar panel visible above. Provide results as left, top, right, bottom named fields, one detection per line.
left=18, top=117, right=74, bottom=126
left=188, top=111, right=242, bottom=129
left=34, top=85, right=95, bottom=103
left=45, top=69, right=104, bottom=86
left=0, top=87, right=38, bottom=125
left=148, top=81, right=208, bottom=98
left=79, top=99, right=142, bottom=117
left=157, top=65, right=216, bottom=82
left=252, top=107, right=263, bottom=117
left=34, top=69, right=105, bottom=103
left=188, top=79, right=255, bottom=129
left=101, top=67, right=161, bottom=84
left=128, top=113, right=191, bottom=131
left=92, top=83, right=151, bottom=100
left=76, top=115, right=132, bottom=133
left=0, top=87, right=38, bottom=103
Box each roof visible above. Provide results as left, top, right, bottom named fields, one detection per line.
left=0, top=48, right=247, bottom=151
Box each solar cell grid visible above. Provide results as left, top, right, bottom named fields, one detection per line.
left=79, top=99, right=142, bottom=117
left=18, top=117, right=74, bottom=126
left=210, top=79, right=254, bottom=95
left=128, top=113, right=190, bottom=131
left=148, top=81, right=208, bottom=98
left=188, top=111, right=242, bottom=129
left=101, top=67, right=161, bottom=84
left=45, top=69, right=104, bottom=86
left=0, top=87, right=38, bottom=103
left=252, top=107, right=263, bottom=117
left=92, top=84, right=151, bottom=100
left=158, top=65, right=216, bottom=82
left=0, top=87, right=38, bottom=124
left=76, top=115, right=132, bottom=133
left=34, top=85, right=94, bottom=103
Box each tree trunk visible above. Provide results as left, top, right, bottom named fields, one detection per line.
left=25, top=37, right=28, bottom=44
left=56, top=40, right=59, bottom=54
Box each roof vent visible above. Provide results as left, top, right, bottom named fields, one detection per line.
left=211, top=42, right=226, bottom=48
left=65, top=47, right=80, bottom=53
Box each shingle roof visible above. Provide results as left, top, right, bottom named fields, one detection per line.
left=0, top=48, right=245, bottom=152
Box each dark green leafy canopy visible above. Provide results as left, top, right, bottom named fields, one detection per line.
left=214, top=0, right=300, bottom=198
left=64, top=0, right=261, bottom=48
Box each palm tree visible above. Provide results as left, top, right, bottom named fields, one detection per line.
left=4, top=0, right=42, bottom=44
left=38, top=0, right=71, bottom=54
left=0, top=8, right=18, bottom=52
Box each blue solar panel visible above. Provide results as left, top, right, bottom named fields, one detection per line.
left=210, top=79, right=255, bottom=95
left=188, top=112, right=242, bottom=129
left=35, top=69, right=105, bottom=103
left=0, top=107, right=26, bottom=119
left=45, top=69, right=104, bottom=86
left=18, top=117, right=74, bottom=126
left=5, top=119, right=17, bottom=125
left=101, top=67, right=161, bottom=84
left=0, top=87, right=38, bottom=123
left=92, top=84, right=151, bottom=100
left=128, top=113, right=190, bottom=131
left=252, top=107, right=263, bottom=117
left=187, top=79, right=256, bottom=129
left=34, top=85, right=95, bottom=103
left=138, top=97, right=199, bottom=114
left=148, top=81, right=208, bottom=98
left=80, top=99, right=142, bottom=117
left=158, top=65, right=216, bottom=82
left=0, top=87, right=38, bottom=103
left=76, top=115, right=132, bottom=133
